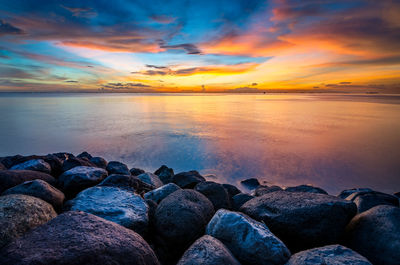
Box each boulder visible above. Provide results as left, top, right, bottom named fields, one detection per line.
left=0, top=162, right=5, bottom=170
left=254, top=185, right=283, bottom=196
left=285, top=184, right=328, bottom=195
left=0, top=194, right=57, bottom=248
left=0, top=155, right=24, bottom=168
left=222, top=184, right=241, bottom=198
left=90, top=156, right=108, bottom=169
left=394, top=192, right=400, bottom=198
left=286, top=244, right=371, bottom=265
left=106, top=161, right=130, bottom=175
left=67, top=186, right=149, bottom=236
left=195, top=181, right=231, bottom=210
left=154, top=189, right=214, bottom=262
left=232, top=193, right=254, bottom=210
left=62, top=156, right=97, bottom=172
left=346, top=190, right=399, bottom=213
left=58, top=166, right=108, bottom=198
left=0, top=170, right=57, bottom=193
left=130, top=167, right=145, bottom=176
left=99, top=174, right=155, bottom=193
left=154, top=165, right=174, bottom=184
left=10, top=159, right=52, bottom=174
left=338, top=188, right=373, bottom=199
left=206, top=209, right=290, bottom=265
left=240, top=178, right=260, bottom=190
left=42, top=154, right=64, bottom=177
left=0, top=211, right=160, bottom=265
left=240, top=191, right=357, bottom=251
left=144, top=183, right=181, bottom=204
left=2, top=179, right=65, bottom=211
left=345, top=205, right=400, bottom=265
left=177, top=235, right=241, bottom=265
left=77, top=151, right=92, bottom=160
left=172, top=170, right=206, bottom=188
left=138, top=172, right=163, bottom=188
left=52, top=152, right=74, bottom=161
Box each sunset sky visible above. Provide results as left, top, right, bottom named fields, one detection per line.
left=0, top=0, right=399, bottom=92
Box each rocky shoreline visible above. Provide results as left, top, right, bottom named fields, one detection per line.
left=0, top=152, right=399, bottom=265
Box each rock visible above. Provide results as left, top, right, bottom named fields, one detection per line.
left=286, top=244, right=371, bottom=265
left=154, top=165, right=174, bottom=184
left=58, top=166, right=108, bottom=198
left=344, top=205, right=400, bottom=265
left=2, top=155, right=63, bottom=177
left=106, top=161, right=130, bottom=175
left=130, top=167, right=145, bottom=176
left=146, top=199, right=158, bottom=226
left=338, top=188, right=373, bottom=199
left=77, top=151, right=92, bottom=160
left=0, top=162, right=5, bottom=170
left=2, top=179, right=65, bottom=211
left=254, top=185, right=283, bottom=196
left=346, top=190, right=399, bottom=213
left=240, top=191, right=357, bottom=251
left=206, top=209, right=290, bottom=265
left=10, top=159, right=52, bottom=174
left=67, top=186, right=149, bottom=236
left=0, top=170, right=57, bottom=193
left=177, top=235, right=241, bottom=265
left=394, top=192, right=400, bottom=198
left=285, top=184, right=328, bottom=195
left=138, top=172, right=164, bottom=188
left=52, top=152, right=74, bottom=161
left=99, top=174, right=155, bottom=193
left=232, top=193, right=254, bottom=211
left=195, top=181, right=231, bottom=210
left=222, top=184, right=241, bottom=197
left=0, top=211, right=160, bottom=265
left=62, top=156, right=97, bottom=172
left=90, top=156, right=108, bottom=169
left=240, top=178, right=260, bottom=190
left=0, top=155, right=24, bottom=168
left=43, top=154, right=64, bottom=177
left=0, top=194, right=57, bottom=248
left=172, top=170, right=206, bottom=188
left=154, top=189, right=214, bottom=262
left=144, top=183, right=181, bottom=203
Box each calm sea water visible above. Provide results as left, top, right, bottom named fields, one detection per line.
left=0, top=93, right=399, bottom=194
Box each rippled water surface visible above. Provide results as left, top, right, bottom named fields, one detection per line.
left=1, top=93, right=399, bottom=194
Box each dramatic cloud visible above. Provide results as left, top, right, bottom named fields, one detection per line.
left=160, top=43, right=202, bottom=54
left=0, top=20, right=24, bottom=36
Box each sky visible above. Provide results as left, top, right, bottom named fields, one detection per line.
left=0, top=0, right=399, bottom=93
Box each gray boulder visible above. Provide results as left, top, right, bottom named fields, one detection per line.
left=195, top=181, right=231, bottom=210
left=59, top=166, right=108, bottom=198
left=90, top=156, right=108, bottom=169
left=177, top=235, right=241, bottom=265
left=99, top=174, right=155, bottom=193
left=2, top=179, right=65, bottom=211
left=154, top=165, right=174, bottom=184
left=77, top=151, right=92, bottom=160
left=172, top=170, right=206, bottom=188
left=232, top=193, right=254, bottom=210
left=0, top=194, right=57, bottom=248
left=0, top=170, right=57, bottom=193
left=10, top=159, right=52, bottom=174
left=144, top=183, right=181, bottom=203
left=345, top=205, right=400, bottom=265
left=254, top=185, right=283, bottom=196
left=206, top=209, right=290, bottom=265
left=67, top=186, right=149, bottom=236
left=0, top=211, right=160, bottom=265
left=240, top=191, right=357, bottom=251
left=0, top=162, right=5, bottom=170
left=130, top=167, right=145, bottom=176
left=62, top=156, right=97, bottom=172
left=222, top=184, right=241, bottom=197
left=346, top=190, right=399, bottom=213
left=138, top=172, right=163, bottom=188
left=285, top=185, right=328, bottom=195
left=240, top=178, right=260, bottom=190
left=338, top=188, right=373, bottom=199
left=106, top=161, right=130, bottom=175
left=286, top=244, right=371, bottom=265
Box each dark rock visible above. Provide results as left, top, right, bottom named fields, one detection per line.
left=0, top=170, right=57, bottom=193
left=62, top=156, right=96, bottom=172
left=99, top=174, right=155, bottom=193
left=222, top=184, right=241, bottom=197
left=67, top=186, right=149, bottom=236
left=2, top=155, right=63, bottom=177
left=90, top=156, right=108, bottom=169
left=154, top=189, right=214, bottom=262
left=338, top=188, right=373, bottom=199
left=177, top=235, right=241, bottom=265
left=154, top=165, right=174, bottom=184
left=172, top=170, right=206, bottom=188
left=286, top=244, right=371, bottom=265
left=254, top=185, right=283, bottom=196
left=137, top=172, right=163, bottom=188
left=232, top=193, right=254, bottom=211
left=58, top=166, right=108, bottom=198
left=0, top=155, right=24, bottom=168
left=77, top=151, right=92, bottom=160
left=346, top=190, right=399, bottom=213
left=395, top=192, right=400, bottom=198
left=0, top=194, right=57, bottom=248
left=146, top=199, right=158, bottom=226
left=345, top=205, right=400, bottom=265
left=2, top=179, right=65, bottom=211
left=285, top=184, right=328, bottom=194
left=52, top=152, right=74, bottom=161
left=0, top=211, right=160, bottom=265
left=206, top=209, right=290, bottom=265
left=10, top=159, right=52, bottom=174
left=240, top=178, right=260, bottom=190
left=144, top=183, right=181, bottom=203
left=0, top=162, right=5, bottom=170
left=130, top=167, right=145, bottom=176
left=106, top=161, right=130, bottom=175
left=240, top=191, right=357, bottom=252
left=195, top=181, right=231, bottom=210
left=43, top=154, right=64, bottom=177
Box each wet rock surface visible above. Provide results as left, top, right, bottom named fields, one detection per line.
left=345, top=190, right=399, bottom=213
left=98, top=173, right=155, bottom=193
left=240, top=178, right=260, bottom=190
left=154, top=165, right=174, bottom=184
left=10, top=159, right=52, bottom=174
left=195, top=181, right=231, bottom=210
left=138, top=172, right=164, bottom=188
left=285, top=184, right=328, bottom=195
left=172, top=170, right=205, bottom=188
left=144, top=183, right=181, bottom=203
left=106, top=161, right=130, bottom=175
left=0, top=170, right=57, bottom=193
